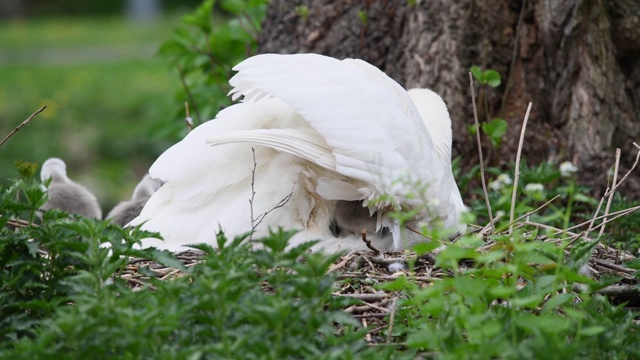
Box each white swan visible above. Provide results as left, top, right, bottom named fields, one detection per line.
left=40, top=158, right=102, bottom=219
left=132, top=53, right=466, bottom=252
left=106, top=174, right=163, bottom=226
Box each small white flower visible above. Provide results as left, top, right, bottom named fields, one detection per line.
left=497, top=173, right=513, bottom=185
left=560, top=161, right=578, bottom=177
left=524, top=183, right=544, bottom=193
left=489, top=173, right=512, bottom=191
left=489, top=179, right=503, bottom=191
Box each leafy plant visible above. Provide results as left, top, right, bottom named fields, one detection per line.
left=470, top=66, right=507, bottom=153
left=481, top=117, right=507, bottom=147
left=0, top=174, right=380, bottom=358
left=470, top=66, right=502, bottom=88
left=0, top=176, right=168, bottom=343
left=158, top=0, right=269, bottom=139
left=381, top=229, right=640, bottom=359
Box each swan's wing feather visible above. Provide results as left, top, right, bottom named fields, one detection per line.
left=229, top=53, right=442, bottom=194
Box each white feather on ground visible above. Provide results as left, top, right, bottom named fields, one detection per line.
left=40, top=158, right=102, bottom=219
left=132, top=53, right=466, bottom=252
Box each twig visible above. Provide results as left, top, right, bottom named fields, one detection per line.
left=597, top=284, right=640, bottom=296
left=386, top=297, right=398, bottom=344
left=566, top=205, right=640, bottom=234
left=469, top=72, right=494, bottom=232
left=503, top=195, right=560, bottom=233
left=361, top=229, right=381, bottom=254
left=336, top=293, right=387, bottom=302
left=176, top=65, right=202, bottom=125
left=600, top=149, right=620, bottom=237
left=184, top=101, right=194, bottom=132
left=0, top=106, right=46, bottom=148
left=249, top=148, right=295, bottom=237
left=510, top=102, right=532, bottom=235
left=601, top=142, right=640, bottom=198
left=579, top=143, right=640, bottom=240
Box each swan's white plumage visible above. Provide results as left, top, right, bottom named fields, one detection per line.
left=133, top=53, right=465, bottom=252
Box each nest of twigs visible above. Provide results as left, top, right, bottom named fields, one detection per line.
left=122, top=236, right=639, bottom=345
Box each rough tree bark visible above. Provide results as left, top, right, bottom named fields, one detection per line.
left=258, top=0, right=640, bottom=197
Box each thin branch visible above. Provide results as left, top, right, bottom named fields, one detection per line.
left=509, top=102, right=532, bottom=235
left=184, top=101, right=194, bottom=132
left=599, top=148, right=620, bottom=237
left=503, top=194, right=560, bottom=231
left=603, top=142, right=640, bottom=198
left=249, top=148, right=295, bottom=237
left=386, top=297, right=398, bottom=344
left=469, top=72, right=494, bottom=232
left=0, top=106, right=46, bottom=148
left=361, top=229, right=381, bottom=254
left=176, top=65, right=202, bottom=125
left=239, top=11, right=261, bottom=41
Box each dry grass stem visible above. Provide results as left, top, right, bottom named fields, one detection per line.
left=599, top=149, right=620, bottom=237
left=176, top=65, right=202, bottom=124
left=184, top=101, right=194, bottom=132
left=249, top=148, right=295, bottom=238
left=0, top=106, right=46, bottom=148
left=469, top=72, right=494, bottom=232
left=386, top=297, right=398, bottom=344
left=509, top=102, right=533, bottom=234
left=361, top=229, right=381, bottom=254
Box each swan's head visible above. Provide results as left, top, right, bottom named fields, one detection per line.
left=40, top=158, right=67, bottom=182
left=407, top=88, right=453, bottom=162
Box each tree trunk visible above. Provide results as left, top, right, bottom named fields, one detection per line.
left=258, top=0, right=640, bottom=197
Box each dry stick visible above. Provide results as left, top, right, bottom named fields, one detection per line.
left=509, top=102, right=533, bottom=235
left=504, top=194, right=560, bottom=231
left=566, top=205, right=640, bottom=234
left=361, top=229, right=381, bottom=254
left=469, top=73, right=494, bottom=232
left=574, top=143, right=640, bottom=240
left=184, top=102, right=194, bottom=132
left=599, top=149, right=621, bottom=237
left=0, top=106, right=46, bottom=148
left=530, top=205, right=640, bottom=244
left=386, top=297, right=398, bottom=344
left=248, top=148, right=295, bottom=237
left=176, top=65, right=202, bottom=125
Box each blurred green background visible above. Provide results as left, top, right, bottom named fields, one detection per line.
left=0, top=0, right=204, bottom=213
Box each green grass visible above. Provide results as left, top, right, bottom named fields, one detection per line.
left=0, top=16, right=179, bottom=49
left=0, top=16, right=184, bottom=213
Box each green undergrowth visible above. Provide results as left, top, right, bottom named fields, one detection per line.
left=2, top=166, right=640, bottom=359
left=0, top=176, right=379, bottom=359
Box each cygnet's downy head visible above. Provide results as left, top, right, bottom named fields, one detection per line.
left=106, top=174, right=163, bottom=227
left=132, top=174, right=164, bottom=201
left=40, top=158, right=67, bottom=182
left=39, top=157, right=102, bottom=219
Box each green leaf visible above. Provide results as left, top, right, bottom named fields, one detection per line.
left=411, top=241, right=440, bottom=255
left=470, top=66, right=483, bottom=82
left=484, top=69, right=502, bottom=87
left=542, top=293, right=575, bottom=313
left=581, top=326, right=607, bottom=336
left=624, top=258, right=640, bottom=270
left=376, top=276, right=410, bottom=291
left=148, top=249, right=187, bottom=271
left=481, top=118, right=507, bottom=147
